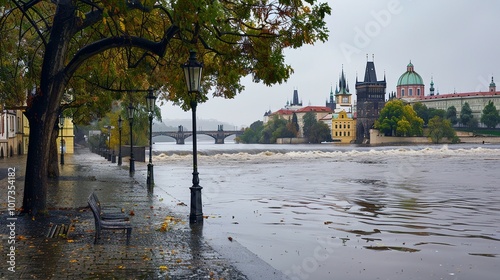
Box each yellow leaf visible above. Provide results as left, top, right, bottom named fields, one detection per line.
left=118, top=18, right=126, bottom=32
left=70, top=259, right=78, bottom=263
left=159, top=265, right=168, bottom=271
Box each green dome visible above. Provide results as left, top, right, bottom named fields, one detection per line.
left=397, top=61, right=424, bottom=86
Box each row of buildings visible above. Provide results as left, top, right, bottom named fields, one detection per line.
left=264, top=60, right=500, bottom=144
left=0, top=107, right=74, bottom=158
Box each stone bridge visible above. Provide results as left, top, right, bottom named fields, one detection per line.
left=152, top=125, right=243, bottom=144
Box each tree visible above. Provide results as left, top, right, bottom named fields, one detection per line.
left=291, top=113, right=300, bottom=133
left=237, top=121, right=264, bottom=144
left=375, top=99, right=423, bottom=136
left=428, top=116, right=458, bottom=144
left=302, top=112, right=331, bottom=143
left=460, top=102, right=474, bottom=127
left=413, top=102, right=429, bottom=124
left=427, top=108, right=446, bottom=122
left=302, top=112, right=317, bottom=139
left=446, top=106, right=458, bottom=125
left=260, top=116, right=296, bottom=144
left=481, top=101, right=500, bottom=128
left=1, top=0, right=331, bottom=214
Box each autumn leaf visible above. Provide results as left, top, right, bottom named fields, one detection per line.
left=159, top=265, right=168, bottom=271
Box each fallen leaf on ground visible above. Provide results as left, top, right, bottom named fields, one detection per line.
left=159, top=265, right=168, bottom=271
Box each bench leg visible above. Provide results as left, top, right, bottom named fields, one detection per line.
left=94, top=227, right=101, bottom=244
left=126, top=228, right=132, bottom=245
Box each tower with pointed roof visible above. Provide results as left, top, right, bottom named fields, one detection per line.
left=489, top=76, right=496, bottom=92
left=355, top=58, right=386, bottom=144
left=332, top=67, right=353, bottom=113
left=326, top=86, right=336, bottom=111
left=429, top=77, right=435, bottom=96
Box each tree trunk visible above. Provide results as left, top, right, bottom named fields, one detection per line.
left=22, top=114, right=54, bottom=215
left=22, top=1, right=75, bottom=215
left=48, top=123, right=60, bottom=178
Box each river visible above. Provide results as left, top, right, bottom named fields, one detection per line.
left=150, top=141, right=500, bottom=280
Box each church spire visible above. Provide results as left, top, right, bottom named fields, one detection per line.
left=490, top=76, right=496, bottom=92
left=430, top=76, right=435, bottom=96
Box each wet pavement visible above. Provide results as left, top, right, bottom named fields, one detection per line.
left=0, top=147, right=248, bottom=279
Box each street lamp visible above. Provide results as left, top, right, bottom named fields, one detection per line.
left=182, top=50, right=204, bottom=224
left=104, top=125, right=113, bottom=161
left=118, top=115, right=123, bottom=166
left=128, top=103, right=135, bottom=175
left=59, top=114, right=65, bottom=165
left=146, top=88, right=157, bottom=190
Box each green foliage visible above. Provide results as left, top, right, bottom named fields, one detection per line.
left=413, top=102, right=445, bottom=125
left=460, top=102, right=474, bottom=127
left=428, top=108, right=446, bottom=122
left=396, top=117, right=411, bottom=136
left=302, top=112, right=331, bottom=143
left=446, top=106, right=458, bottom=125
left=260, top=116, right=297, bottom=143
left=376, top=100, right=423, bottom=136
left=412, top=102, right=429, bottom=124
left=236, top=120, right=264, bottom=143
left=428, top=116, right=458, bottom=144
left=480, top=101, right=500, bottom=128
left=1, top=0, right=331, bottom=111
left=291, top=113, right=299, bottom=133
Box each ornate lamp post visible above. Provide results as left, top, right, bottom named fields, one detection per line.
left=182, top=50, right=204, bottom=224
left=59, top=114, right=65, bottom=165
left=104, top=125, right=113, bottom=161
left=118, top=115, right=123, bottom=166
left=146, top=88, right=157, bottom=190
left=128, top=103, right=135, bottom=175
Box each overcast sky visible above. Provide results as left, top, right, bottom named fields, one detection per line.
left=160, top=0, right=500, bottom=128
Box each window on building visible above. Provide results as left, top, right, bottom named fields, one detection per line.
left=409, top=88, right=413, bottom=96
left=348, top=131, right=350, bottom=136
left=417, top=88, right=421, bottom=96
left=401, top=89, right=405, bottom=96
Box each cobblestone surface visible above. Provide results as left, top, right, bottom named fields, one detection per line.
left=0, top=147, right=247, bottom=279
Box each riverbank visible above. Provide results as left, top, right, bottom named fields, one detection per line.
left=0, top=147, right=251, bottom=279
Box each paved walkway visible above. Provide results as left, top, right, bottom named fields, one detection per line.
left=0, top=147, right=247, bottom=279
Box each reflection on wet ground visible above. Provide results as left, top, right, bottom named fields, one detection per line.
left=152, top=146, right=500, bottom=280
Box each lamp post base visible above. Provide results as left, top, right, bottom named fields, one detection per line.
left=118, top=156, right=122, bottom=166
left=189, top=185, right=203, bottom=224
left=129, top=158, right=135, bottom=175
left=147, top=163, right=154, bottom=190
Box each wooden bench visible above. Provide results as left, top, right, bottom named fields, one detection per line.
left=88, top=192, right=132, bottom=245
left=90, top=192, right=129, bottom=221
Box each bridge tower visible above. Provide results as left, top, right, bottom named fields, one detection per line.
left=176, top=125, right=185, bottom=144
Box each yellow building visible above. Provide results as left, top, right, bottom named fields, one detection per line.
left=332, top=110, right=356, bottom=143
left=1, top=109, right=74, bottom=156
left=57, top=117, right=75, bottom=154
